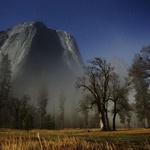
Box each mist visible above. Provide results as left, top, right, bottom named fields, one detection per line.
left=0, top=21, right=86, bottom=129
left=0, top=21, right=143, bottom=130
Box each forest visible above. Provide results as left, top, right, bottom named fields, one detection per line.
left=0, top=45, right=150, bottom=132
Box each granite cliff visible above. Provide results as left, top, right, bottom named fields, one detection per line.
left=0, top=22, right=83, bottom=107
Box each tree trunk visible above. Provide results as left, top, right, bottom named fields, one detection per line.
left=102, top=105, right=110, bottom=131
left=113, top=113, right=116, bottom=131
left=145, top=117, right=149, bottom=128
left=99, top=113, right=104, bottom=130
left=101, top=111, right=107, bottom=131
left=105, top=110, right=110, bottom=130
left=98, top=107, right=107, bottom=131
left=113, top=102, right=117, bottom=131
left=39, top=112, right=42, bottom=129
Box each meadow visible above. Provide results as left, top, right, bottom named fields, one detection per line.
left=0, top=128, right=150, bottom=150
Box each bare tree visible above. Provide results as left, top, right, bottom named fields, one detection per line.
left=110, top=73, right=131, bottom=130
left=76, top=57, right=114, bottom=131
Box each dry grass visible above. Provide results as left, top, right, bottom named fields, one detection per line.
left=0, top=128, right=150, bottom=149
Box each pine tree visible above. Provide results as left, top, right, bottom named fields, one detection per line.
left=43, top=114, right=55, bottom=129
left=22, top=113, right=33, bottom=131
left=0, top=53, right=11, bottom=108
left=59, top=92, right=66, bottom=129
left=129, top=47, right=150, bottom=128
left=0, top=53, right=11, bottom=126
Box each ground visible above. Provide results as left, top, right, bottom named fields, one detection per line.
left=0, top=128, right=150, bottom=149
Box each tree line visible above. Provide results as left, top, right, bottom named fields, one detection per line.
left=0, top=53, right=55, bottom=130
left=76, top=45, right=150, bottom=131
left=1, top=45, right=150, bottom=131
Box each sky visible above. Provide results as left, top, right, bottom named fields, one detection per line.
left=0, top=0, right=150, bottom=65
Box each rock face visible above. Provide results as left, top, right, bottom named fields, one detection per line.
left=0, top=22, right=83, bottom=106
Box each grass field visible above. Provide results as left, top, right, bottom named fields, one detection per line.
left=0, top=128, right=150, bottom=149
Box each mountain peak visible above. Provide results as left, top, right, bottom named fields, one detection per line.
left=9, top=21, right=45, bottom=29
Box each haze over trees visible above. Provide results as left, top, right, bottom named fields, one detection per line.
left=37, top=76, right=48, bottom=129
left=0, top=54, right=146, bottom=131
left=76, top=57, right=131, bottom=131
left=0, top=52, right=144, bottom=130
left=59, top=91, right=66, bottom=129
left=77, top=95, right=90, bottom=128
left=0, top=45, right=150, bottom=130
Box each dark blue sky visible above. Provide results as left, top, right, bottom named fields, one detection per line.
left=1, top=0, right=150, bottom=64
